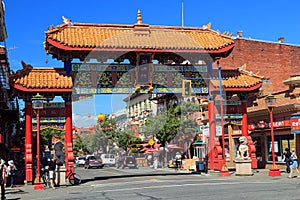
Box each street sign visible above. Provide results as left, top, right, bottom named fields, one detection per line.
left=148, top=139, right=155, bottom=146
left=216, top=126, right=222, bottom=136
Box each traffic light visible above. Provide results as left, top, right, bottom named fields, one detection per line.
left=182, top=80, right=192, bottom=97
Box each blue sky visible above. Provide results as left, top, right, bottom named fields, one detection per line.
left=4, top=0, right=300, bottom=127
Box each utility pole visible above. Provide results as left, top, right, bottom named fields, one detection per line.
left=182, top=0, right=184, bottom=27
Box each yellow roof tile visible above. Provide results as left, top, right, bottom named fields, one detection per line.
left=10, top=62, right=73, bottom=91
left=211, top=68, right=263, bottom=89
left=45, top=23, right=234, bottom=53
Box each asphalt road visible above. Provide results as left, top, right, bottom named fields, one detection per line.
left=5, top=166, right=300, bottom=200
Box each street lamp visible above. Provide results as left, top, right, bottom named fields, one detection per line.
left=218, top=65, right=230, bottom=176
left=32, top=93, right=46, bottom=190
left=265, top=94, right=281, bottom=176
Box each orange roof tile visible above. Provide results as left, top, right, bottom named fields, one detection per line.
left=45, top=22, right=234, bottom=54
left=10, top=62, right=73, bottom=91
left=211, top=68, right=263, bottom=90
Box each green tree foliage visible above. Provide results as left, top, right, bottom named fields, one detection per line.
left=82, top=131, right=107, bottom=154
left=73, top=135, right=88, bottom=156
left=40, top=128, right=64, bottom=152
left=174, top=100, right=200, bottom=117
left=141, top=103, right=180, bottom=147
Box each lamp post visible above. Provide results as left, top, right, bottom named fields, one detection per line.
left=265, top=94, right=281, bottom=176
left=32, top=93, right=46, bottom=190
left=218, top=65, right=230, bottom=176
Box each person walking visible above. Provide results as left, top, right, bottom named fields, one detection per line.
left=288, top=148, right=300, bottom=178
left=6, top=160, right=17, bottom=188
left=175, top=152, right=182, bottom=170
left=0, top=159, right=7, bottom=200
left=283, top=148, right=292, bottom=173
left=48, top=156, right=57, bottom=189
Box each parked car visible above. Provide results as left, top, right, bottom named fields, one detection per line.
left=75, top=156, right=86, bottom=167
left=84, top=155, right=104, bottom=169
left=117, top=156, right=138, bottom=169
left=101, top=154, right=116, bottom=166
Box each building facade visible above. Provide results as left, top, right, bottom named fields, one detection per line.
left=219, top=33, right=300, bottom=169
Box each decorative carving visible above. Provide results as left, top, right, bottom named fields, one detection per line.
left=236, top=136, right=250, bottom=160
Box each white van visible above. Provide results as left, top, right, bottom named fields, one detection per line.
left=101, top=154, right=116, bottom=166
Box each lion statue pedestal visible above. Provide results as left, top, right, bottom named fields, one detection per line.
left=234, top=136, right=253, bottom=176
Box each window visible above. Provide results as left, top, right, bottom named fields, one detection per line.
left=267, top=135, right=294, bottom=162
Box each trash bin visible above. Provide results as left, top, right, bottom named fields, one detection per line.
left=196, top=161, right=205, bottom=172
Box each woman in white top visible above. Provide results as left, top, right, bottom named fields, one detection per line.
left=7, top=160, right=17, bottom=188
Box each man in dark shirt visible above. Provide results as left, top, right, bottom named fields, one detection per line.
left=283, top=148, right=292, bottom=173
left=0, top=159, right=6, bottom=200
left=49, top=156, right=57, bottom=189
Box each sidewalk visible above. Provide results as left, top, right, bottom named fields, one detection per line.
left=4, top=184, right=73, bottom=200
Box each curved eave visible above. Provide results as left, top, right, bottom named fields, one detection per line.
left=46, top=38, right=235, bottom=54
left=224, top=83, right=262, bottom=92
left=13, top=84, right=73, bottom=93
left=211, top=82, right=262, bottom=92
left=283, top=76, right=300, bottom=86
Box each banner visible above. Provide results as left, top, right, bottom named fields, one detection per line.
left=137, top=54, right=151, bottom=85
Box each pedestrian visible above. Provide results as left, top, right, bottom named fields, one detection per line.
left=175, top=152, right=182, bottom=170
left=48, top=156, right=57, bottom=189
left=288, top=148, right=300, bottom=178
left=0, top=159, right=7, bottom=200
left=6, top=160, right=17, bottom=188
left=283, top=148, right=292, bottom=173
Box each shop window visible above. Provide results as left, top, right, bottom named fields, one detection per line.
left=267, top=135, right=294, bottom=162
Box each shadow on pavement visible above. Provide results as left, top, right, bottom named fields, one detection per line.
left=80, top=172, right=195, bottom=184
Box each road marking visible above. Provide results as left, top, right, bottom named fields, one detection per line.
left=93, top=181, right=272, bottom=192
left=91, top=179, right=162, bottom=187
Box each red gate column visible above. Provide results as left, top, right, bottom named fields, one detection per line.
left=242, top=99, right=257, bottom=168
left=65, top=98, right=74, bottom=174
left=208, top=101, right=216, bottom=170
left=25, top=99, right=33, bottom=183
left=242, top=100, right=248, bottom=136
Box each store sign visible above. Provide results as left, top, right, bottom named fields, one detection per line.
left=248, top=119, right=290, bottom=130
left=291, top=115, right=300, bottom=134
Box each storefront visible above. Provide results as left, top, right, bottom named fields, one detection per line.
left=248, top=104, right=300, bottom=169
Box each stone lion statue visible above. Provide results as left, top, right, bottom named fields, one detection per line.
left=236, top=136, right=250, bottom=160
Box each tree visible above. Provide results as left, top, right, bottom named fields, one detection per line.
left=141, top=103, right=180, bottom=167
left=40, top=128, right=64, bottom=152
left=73, top=135, right=88, bottom=156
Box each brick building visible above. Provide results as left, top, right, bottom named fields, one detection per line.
left=219, top=34, right=300, bottom=169
left=219, top=35, right=300, bottom=94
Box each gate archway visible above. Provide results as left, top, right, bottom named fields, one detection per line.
left=9, top=62, right=74, bottom=183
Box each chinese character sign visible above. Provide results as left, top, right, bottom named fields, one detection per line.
left=137, top=55, right=151, bottom=85
left=291, top=114, right=300, bottom=134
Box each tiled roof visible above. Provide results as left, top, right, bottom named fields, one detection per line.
left=211, top=68, right=263, bottom=90
left=45, top=23, right=234, bottom=53
left=10, top=62, right=72, bottom=91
